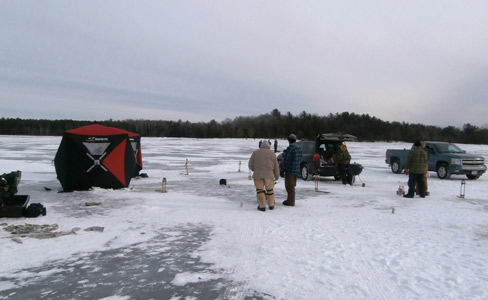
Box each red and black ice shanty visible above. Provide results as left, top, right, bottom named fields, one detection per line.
left=54, top=124, right=143, bottom=191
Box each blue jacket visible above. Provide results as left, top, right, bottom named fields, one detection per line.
left=282, top=143, right=302, bottom=175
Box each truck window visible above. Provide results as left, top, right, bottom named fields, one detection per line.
left=435, top=143, right=463, bottom=153
left=436, top=144, right=449, bottom=153
left=447, top=144, right=464, bottom=153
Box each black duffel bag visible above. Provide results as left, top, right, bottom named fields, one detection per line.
left=25, top=203, right=47, bottom=218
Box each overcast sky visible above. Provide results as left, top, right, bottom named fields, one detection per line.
left=1, top=1, right=487, bottom=128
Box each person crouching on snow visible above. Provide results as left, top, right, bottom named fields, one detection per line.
left=248, top=140, right=280, bottom=212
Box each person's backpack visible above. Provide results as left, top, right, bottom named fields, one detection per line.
left=25, top=203, right=47, bottom=218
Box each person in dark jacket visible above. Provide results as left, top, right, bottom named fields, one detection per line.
left=333, top=143, right=352, bottom=185
left=415, top=142, right=430, bottom=196
left=404, top=140, right=428, bottom=198
left=281, top=134, right=302, bottom=206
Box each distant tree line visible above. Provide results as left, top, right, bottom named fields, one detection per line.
left=1, top=109, right=487, bottom=144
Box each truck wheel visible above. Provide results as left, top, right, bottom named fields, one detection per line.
left=301, top=165, right=310, bottom=181
left=436, top=163, right=451, bottom=179
left=391, top=159, right=402, bottom=174
left=466, top=174, right=481, bottom=180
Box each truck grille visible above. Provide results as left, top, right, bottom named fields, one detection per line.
left=462, top=158, right=485, bottom=166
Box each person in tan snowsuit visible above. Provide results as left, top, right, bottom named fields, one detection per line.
left=248, top=140, right=280, bottom=211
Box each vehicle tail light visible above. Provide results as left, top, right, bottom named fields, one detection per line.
left=313, top=153, right=319, bottom=162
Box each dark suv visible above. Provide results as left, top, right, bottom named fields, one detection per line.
left=278, top=133, right=363, bottom=181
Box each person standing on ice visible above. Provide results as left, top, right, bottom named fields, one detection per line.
left=248, top=140, right=280, bottom=211
left=404, top=140, right=428, bottom=198
left=415, top=142, right=430, bottom=196
left=281, top=134, right=302, bottom=206
left=332, top=143, right=352, bottom=185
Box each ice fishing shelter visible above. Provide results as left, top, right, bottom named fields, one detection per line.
left=54, top=124, right=142, bottom=191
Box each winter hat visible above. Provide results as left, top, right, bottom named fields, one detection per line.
left=288, top=134, right=297, bottom=143
left=261, top=140, right=270, bottom=148
left=414, top=140, right=421, bottom=147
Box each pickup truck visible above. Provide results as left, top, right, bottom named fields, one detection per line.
left=385, top=141, right=487, bottom=179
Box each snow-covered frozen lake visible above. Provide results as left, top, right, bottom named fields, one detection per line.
left=1, top=136, right=487, bottom=299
